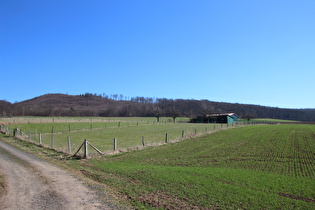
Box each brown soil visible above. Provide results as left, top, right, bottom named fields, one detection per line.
left=278, top=192, right=315, bottom=203
left=0, top=140, right=124, bottom=209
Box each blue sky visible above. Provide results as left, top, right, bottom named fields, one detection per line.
left=1, top=0, right=314, bottom=108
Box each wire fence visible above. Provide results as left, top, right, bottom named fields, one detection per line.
left=0, top=120, right=274, bottom=158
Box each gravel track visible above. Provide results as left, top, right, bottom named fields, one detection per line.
left=0, top=140, right=121, bottom=210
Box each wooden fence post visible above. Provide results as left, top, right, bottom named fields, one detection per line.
left=13, top=128, right=18, bottom=137
left=142, top=136, right=145, bottom=146
left=114, top=138, right=117, bottom=151
left=182, top=130, right=185, bottom=138
left=51, top=134, right=55, bottom=148
left=39, top=133, right=42, bottom=145
left=83, top=139, right=88, bottom=158
left=67, top=136, right=71, bottom=154
left=165, top=133, right=168, bottom=143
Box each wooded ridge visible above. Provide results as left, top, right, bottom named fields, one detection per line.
left=1, top=93, right=314, bottom=122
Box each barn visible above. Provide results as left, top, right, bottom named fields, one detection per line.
left=191, top=113, right=238, bottom=124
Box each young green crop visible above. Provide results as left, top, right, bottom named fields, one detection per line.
left=79, top=124, right=315, bottom=209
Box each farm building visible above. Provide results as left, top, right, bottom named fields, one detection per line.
left=191, top=113, right=238, bottom=124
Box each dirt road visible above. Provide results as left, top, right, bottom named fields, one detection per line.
left=0, top=140, right=121, bottom=209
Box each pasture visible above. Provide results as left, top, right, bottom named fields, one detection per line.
left=2, top=117, right=236, bottom=155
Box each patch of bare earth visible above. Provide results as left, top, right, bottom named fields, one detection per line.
left=278, top=192, right=315, bottom=203
left=0, top=140, right=123, bottom=209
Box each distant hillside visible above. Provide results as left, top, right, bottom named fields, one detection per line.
left=1, top=93, right=315, bottom=122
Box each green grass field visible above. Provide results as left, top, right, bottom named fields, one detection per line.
left=1, top=117, right=314, bottom=208
left=251, top=118, right=300, bottom=123
left=3, top=117, right=234, bottom=154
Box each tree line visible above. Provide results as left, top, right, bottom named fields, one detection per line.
left=1, top=93, right=315, bottom=122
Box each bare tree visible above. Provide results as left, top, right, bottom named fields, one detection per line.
left=152, top=104, right=163, bottom=122
left=243, top=111, right=256, bottom=121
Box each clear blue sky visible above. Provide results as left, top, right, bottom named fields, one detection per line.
left=1, top=0, right=314, bottom=108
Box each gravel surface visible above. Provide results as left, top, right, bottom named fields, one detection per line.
left=0, top=140, right=122, bottom=210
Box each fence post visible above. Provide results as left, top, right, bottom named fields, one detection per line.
left=182, top=130, right=185, bottom=138
left=195, top=129, right=197, bottom=135
left=142, top=136, right=145, bottom=146
left=114, top=138, right=117, bottom=151
left=28, top=130, right=31, bottom=141
left=51, top=134, right=55, bottom=148
left=39, top=133, right=42, bottom=145
left=83, top=139, right=88, bottom=158
left=165, top=133, right=168, bottom=143
left=13, top=128, right=18, bottom=137
left=67, top=136, right=71, bottom=154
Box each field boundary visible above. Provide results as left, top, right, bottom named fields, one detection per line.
left=0, top=120, right=274, bottom=158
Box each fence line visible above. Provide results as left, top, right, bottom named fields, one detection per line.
left=4, top=120, right=187, bottom=137
left=0, top=121, right=274, bottom=158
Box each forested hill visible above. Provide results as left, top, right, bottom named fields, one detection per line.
left=1, top=93, right=315, bottom=122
